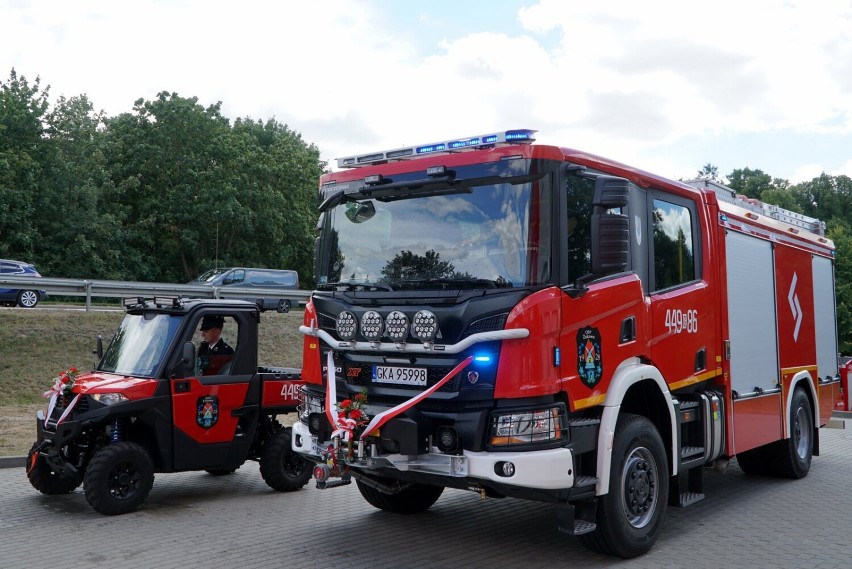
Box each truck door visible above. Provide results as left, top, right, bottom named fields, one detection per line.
left=647, top=193, right=718, bottom=394
left=170, top=312, right=260, bottom=471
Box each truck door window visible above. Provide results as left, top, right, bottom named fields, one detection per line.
left=651, top=198, right=696, bottom=291
left=565, top=174, right=595, bottom=281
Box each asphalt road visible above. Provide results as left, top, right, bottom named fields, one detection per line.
left=2, top=421, right=851, bottom=569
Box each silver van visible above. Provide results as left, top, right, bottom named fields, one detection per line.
left=189, top=267, right=299, bottom=312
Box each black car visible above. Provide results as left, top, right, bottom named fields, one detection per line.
left=0, top=259, right=48, bottom=308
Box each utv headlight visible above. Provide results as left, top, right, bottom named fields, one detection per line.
left=91, top=393, right=129, bottom=406
left=489, top=406, right=565, bottom=447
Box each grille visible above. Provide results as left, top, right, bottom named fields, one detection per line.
left=46, top=395, right=88, bottom=427
left=463, top=313, right=508, bottom=337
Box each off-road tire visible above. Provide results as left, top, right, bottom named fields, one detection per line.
left=579, top=413, right=668, bottom=558
left=26, top=442, right=82, bottom=495
left=356, top=478, right=444, bottom=514
left=259, top=428, right=311, bottom=491
left=84, top=441, right=154, bottom=515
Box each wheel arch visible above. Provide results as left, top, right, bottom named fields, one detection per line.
left=595, top=357, right=676, bottom=496
left=786, top=371, right=819, bottom=455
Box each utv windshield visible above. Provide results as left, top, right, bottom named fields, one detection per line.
left=316, top=170, right=553, bottom=290
left=98, top=313, right=183, bottom=377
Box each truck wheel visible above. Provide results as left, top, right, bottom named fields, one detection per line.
left=259, top=428, right=311, bottom=491
left=17, top=290, right=40, bottom=308
left=356, top=478, right=444, bottom=514
left=84, top=442, right=154, bottom=515
left=26, top=443, right=82, bottom=495
left=768, top=388, right=813, bottom=479
left=580, top=413, right=668, bottom=559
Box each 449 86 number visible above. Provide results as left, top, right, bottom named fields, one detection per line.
left=665, top=308, right=698, bottom=334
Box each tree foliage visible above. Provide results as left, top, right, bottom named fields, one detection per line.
left=0, top=70, right=325, bottom=286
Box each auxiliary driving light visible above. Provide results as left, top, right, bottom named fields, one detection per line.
left=385, top=310, right=409, bottom=342
left=313, top=463, right=330, bottom=483
left=412, top=310, right=439, bottom=342
left=495, top=461, right=516, bottom=477
left=361, top=310, right=383, bottom=342
left=336, top=311, right=357, bottom=340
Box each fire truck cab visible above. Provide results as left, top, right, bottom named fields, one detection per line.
left=292, top=129, right=842, bottom=558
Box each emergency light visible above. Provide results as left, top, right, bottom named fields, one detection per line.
left=337, top=128, right=537, bottom=168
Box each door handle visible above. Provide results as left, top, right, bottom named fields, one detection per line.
left=174, top=380, right=190, bottom=393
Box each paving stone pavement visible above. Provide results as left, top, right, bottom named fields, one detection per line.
left=2, top=423, right=851, bottom=569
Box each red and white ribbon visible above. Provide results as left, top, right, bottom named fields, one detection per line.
left=43, top=392, right=81, bottom=428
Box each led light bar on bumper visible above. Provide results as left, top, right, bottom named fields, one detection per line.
left=489, top=405, right=567, bottom=449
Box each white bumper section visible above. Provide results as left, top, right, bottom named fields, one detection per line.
left=292, top=420, right=575, bottom=490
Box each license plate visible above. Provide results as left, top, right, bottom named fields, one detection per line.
left=372, top=365, right=427, bottom=386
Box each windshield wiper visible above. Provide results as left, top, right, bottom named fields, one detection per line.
left=317, top=281, right=395, bottom=292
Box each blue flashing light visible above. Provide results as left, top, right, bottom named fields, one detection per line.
left=482, top=134, right=498, bottom=144
left=474, top=354, right=493, bottom=364
left=416, top=143, right=447, bottom=154
left=505, top=129, right=536, bottom=142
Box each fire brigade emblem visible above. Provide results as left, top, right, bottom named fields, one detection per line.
left=577, top=327, right=603, bottom=388
left=196, top=395, right=219, bottom=429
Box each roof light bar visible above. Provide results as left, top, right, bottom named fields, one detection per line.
left=336, top=128, right=537, bottom=168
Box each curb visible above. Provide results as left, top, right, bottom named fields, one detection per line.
left=0, top=456, right=24, bottom=469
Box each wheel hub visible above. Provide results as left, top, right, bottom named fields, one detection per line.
left=622, top=447, right=658, bottom=528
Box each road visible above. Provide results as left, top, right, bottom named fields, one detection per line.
left=2, top=422, right=851, bottom=569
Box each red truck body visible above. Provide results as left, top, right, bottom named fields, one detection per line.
left=292, top=129, right=842, bottom=557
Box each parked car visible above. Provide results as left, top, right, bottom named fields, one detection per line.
left=189, top=267, right=299, bottom=312
left=0, top=259, right=48, bottom=308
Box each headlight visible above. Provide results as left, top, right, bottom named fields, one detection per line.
left=489, top=406, right=565, bottom=447
left=91, top=393, right=129, bottom=406
left=298, top=387, right=325, bottom=421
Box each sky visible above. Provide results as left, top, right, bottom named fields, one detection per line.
left=2, top=0, right=851, bottom=184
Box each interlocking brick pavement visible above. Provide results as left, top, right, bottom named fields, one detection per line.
left=2, top=422, right=851, bottom=569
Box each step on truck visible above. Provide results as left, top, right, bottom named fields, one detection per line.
left=27, top=297, right=312, bottom=514
left=291, top=129, right=844, bottom=558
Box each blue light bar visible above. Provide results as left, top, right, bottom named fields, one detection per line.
left=336, top=129, right=537, bottom=168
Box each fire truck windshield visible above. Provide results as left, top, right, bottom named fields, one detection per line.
left=316, top=174, right=553, bottom=290
left=99, top=312, right=183, bottom=377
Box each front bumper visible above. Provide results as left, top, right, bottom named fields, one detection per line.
left=292, top=420, right=575, bottom=490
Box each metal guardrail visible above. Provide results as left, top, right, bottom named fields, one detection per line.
left=0, top=276, right=310, bottom=311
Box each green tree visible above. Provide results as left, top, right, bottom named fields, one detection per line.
left=0, top=69, right=49, bottom=259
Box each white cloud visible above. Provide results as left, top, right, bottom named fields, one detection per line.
left=1, top=0, right=851, bottom=182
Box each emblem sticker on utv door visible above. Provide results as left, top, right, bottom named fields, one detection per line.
left=577, top=327, right=603, bottom=388
left=197, top=395, right=219, bottom=429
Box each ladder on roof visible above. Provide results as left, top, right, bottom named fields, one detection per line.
left=683, top=178, right=825, bottom=236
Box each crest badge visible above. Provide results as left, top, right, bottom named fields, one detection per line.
left=577, top=326, right=603, bottom=388
left=196, top=395, right=219, bottom=429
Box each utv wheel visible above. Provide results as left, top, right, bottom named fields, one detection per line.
left=84, top=442, right=154, bottom=515
left=579, top=414, right=668, bottom=558
left=26, top=443, right=82, bottom=495
left=17, top=290, right=39, bottom=308
left=356, top=478, right=444, bottom=514
left=768, top=388, right=813, bottom=479
left=259, top=428, right=311, bottom=491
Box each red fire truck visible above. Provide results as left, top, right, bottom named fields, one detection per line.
left=291, top=129, right=843, bottom=557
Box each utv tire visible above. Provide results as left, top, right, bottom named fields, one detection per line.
left=260, top=428, right=311, bottom=491
left=356, top=478, right=444, bottom=514
left=26, top=443, right=82, bottom=495
left=579, top=414, right=668, bottom=559
left=84, top=442, right=154, bottom=515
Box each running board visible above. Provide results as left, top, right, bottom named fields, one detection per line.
left=556, top=501, right=597, bottom=535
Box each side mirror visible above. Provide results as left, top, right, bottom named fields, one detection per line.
left=183, top=342, right=196, bottom=375
left=591, top=176, right=629, bottom=275
left=96, top=335, right=103, bottom=360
